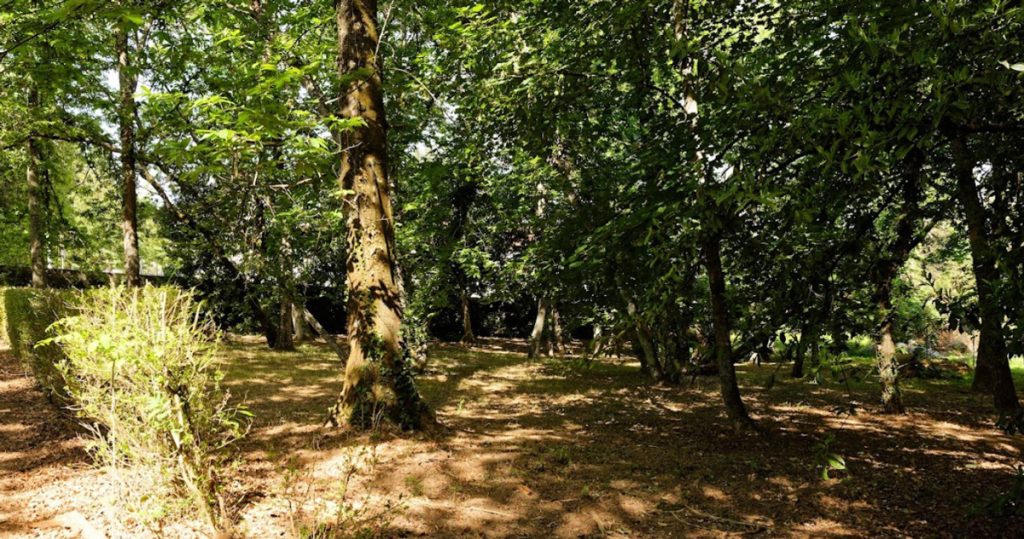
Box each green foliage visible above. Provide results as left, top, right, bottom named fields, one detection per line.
left=975, top=465, right=1024, bottom=517
left=811, top=434, right=848, bottom=481
left=45, top=286, right=249, bottom=531
left=2, top=287, right=78, bottom=400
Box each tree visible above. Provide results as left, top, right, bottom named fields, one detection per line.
left=330, top=0, right=430, bottom=429
left=116, top=7, right=141, bottom=287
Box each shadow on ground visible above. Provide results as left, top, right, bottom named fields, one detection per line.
left=219, top=337, right=1024, bottom=538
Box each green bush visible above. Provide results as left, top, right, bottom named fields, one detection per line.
left=2, top=287, right=78, bottom=401
left=46, top=286, right=249, bottom=532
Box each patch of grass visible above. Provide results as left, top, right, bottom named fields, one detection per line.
left=404, top=475, right=425, bottom=497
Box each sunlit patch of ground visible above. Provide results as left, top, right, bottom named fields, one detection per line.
left=2, top=339, right=1024, bottom=537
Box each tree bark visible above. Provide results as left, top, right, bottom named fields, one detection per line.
left=117, top=23, right=141, bottom=287
left=292, top=301, right=309, bottom=342
left=871, top=154, right=926, bottom=413
left=951, top=137, right=1020, bottom=414
left=702, top=234, right=752, bottom=428
left=272, top=299, right=295, bottom=351
left=550, top=305, right=565, bottom=356
left=26, top=97, right=46, bottom=289
left=460, top=290, right=476, bottom=344
left=330, top=0, right=429, bottom=430
left=876, top=304, right=903, bottom=413
left=528, top=298, right=548, bottom=359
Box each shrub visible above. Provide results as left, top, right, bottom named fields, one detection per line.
left=46, top=286, right=249, bottom=532
left=2, top=287, right=78, bottom=401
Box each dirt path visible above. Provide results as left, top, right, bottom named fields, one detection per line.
left=0, top=348, right=106, bottom=538
left=3, top=340, right=1024, bottom=538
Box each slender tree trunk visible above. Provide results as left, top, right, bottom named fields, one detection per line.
left=528, top=298, right=548, bottom=359
left=292, top=301, right=309, bottom=342
left=634, top=325, right=661, bottom=381
left=550, top=306, right=565, bottom=356
left=587, top=325, right=604, bottom=359
left=302, top=307, right=346, bottom=363
left=952, top=137, right=1020, bottom=414
left=26, top=104, right=46, bottom=289
left=252, top=297, right=280, bottom=348
left=117, top=24, right=141, bottom=287
left=791, top=322, right=809, bottom=378
left=460, top=290, right=476, bottom=344
left=621, top=293, right=661, bottom=380
left=871, top=154, right=925, bottom=413
left=806, top=322, right=822, bottom=373
left=702, top=234, right=752, bottom=428
left=331, top=0, right=429, bottom=429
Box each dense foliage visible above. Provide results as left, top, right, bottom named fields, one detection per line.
left=1, top=0, right=1022, bottom=426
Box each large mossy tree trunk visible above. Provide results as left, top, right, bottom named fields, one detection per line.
left=952, top=137, right=1020, bottom=415
left=702, top=234, right=753, bottom=429
left=117, top=22, right=141, bottom=287
left=330, top=0, right=429, bottom=430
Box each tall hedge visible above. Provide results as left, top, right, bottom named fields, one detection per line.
left=2, top=288, right=78, bottom=402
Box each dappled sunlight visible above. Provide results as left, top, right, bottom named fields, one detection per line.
left=4, top=341, right=1024, bottom=537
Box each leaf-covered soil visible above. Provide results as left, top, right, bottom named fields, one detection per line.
left=2, top=338, right=1023, bottom=538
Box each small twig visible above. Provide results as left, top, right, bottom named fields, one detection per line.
left=465, top=506, right=514, bottom=518
left=665, top=504, right=771, bottom=531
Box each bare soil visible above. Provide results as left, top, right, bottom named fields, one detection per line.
left=2, top=338, right=1023, bottom=538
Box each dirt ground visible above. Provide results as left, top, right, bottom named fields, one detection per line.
left=2, top=337, right=1024, bottom=538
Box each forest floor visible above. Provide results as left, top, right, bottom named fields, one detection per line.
left=2, top=337, right=1024, bottom=538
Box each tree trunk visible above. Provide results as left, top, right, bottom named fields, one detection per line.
left=528, top=298, right=547, bottom=359
left=791, top=322, right=809, bottom=378
left=806, top=322, right=822, bottom=374
left=587, top=325, right=604, bottom=360
left=952, top=137, right=1020, bottom=414
left=702, top=234, right=752, bottom=428
left=621, top=293, right=661, bottom=381
left=460, top=290, right=476, bottom=344
left=26, top=108, right=46, bottom=289
left=292, top=301, right=309, bottom=342
left=550, top=306, right=565, bottom=356
left=272, top=299, right=295, bottom=351
left=871, top=154, right=926, bottom=413
left=634, top=325, right=661, bottom=381
left=877, top=302, right=903, bottom=413
left=330, top=0, right=429, bottom=430
left=302, top=307, right=346, bottom=363
left=117, top=23, right=141, bottom=287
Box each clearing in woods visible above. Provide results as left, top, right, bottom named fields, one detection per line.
left=2, top=338, right=1023, bottom=538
